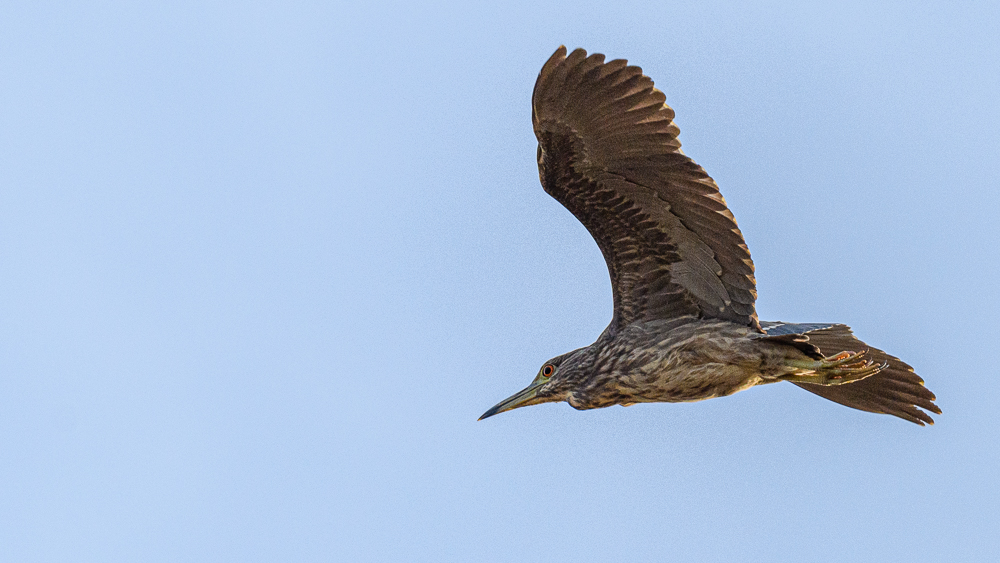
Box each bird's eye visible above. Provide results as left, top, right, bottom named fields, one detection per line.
left=542, top=364, right=555, bottom=377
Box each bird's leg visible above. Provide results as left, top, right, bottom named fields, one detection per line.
left=779, top=349, right=887, bottom=385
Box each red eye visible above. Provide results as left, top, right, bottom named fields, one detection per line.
left=542, top=364, right=555, bottom=377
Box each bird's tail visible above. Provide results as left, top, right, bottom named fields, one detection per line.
left=782, top=324, right=940, bottom=425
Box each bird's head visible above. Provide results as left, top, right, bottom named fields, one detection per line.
left=479, top=350, right=584, bottom=420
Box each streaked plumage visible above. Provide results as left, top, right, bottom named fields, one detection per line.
left=480, top=46, right=940, bottom=425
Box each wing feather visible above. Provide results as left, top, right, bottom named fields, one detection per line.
left=532, top=46, right=758, bottom=331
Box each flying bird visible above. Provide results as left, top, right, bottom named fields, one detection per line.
left=480, top=46, right=940, bottom=425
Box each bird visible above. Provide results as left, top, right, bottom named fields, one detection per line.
left=479, top=46, right=940, bottom=425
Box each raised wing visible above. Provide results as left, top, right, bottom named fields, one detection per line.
left=532, top=46, right=760, bottom=334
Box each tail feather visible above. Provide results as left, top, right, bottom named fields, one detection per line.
left=786, top=324, right=940, bottom=425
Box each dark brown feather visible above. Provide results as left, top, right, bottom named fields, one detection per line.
left=532, top=46, right=759, bottom=334
left=792, top=325, right=941, bottom=425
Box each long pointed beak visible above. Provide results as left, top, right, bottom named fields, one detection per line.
left=479, top=379, right=547, bottom=420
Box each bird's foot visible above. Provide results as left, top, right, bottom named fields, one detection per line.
left=781, top=350, right=887, bottom=385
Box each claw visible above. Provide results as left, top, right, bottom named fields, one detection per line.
left=781, top=349, right=886, bottom=385
left=822, top=349, right=869, bottom=368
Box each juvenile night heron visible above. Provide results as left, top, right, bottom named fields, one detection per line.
left=480, top=46, right=940, bottom=425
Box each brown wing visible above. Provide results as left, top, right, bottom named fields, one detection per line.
left=792, top=325, right=941, bottom=425
left=532, top=46, right=759, bottom=334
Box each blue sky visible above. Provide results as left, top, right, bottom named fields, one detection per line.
left=2, top=1, right=999, bottom=561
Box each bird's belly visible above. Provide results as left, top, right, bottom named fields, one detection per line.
left=571, top=320, right=777, bottom=409
left=614, top=360, right=765, bottom=404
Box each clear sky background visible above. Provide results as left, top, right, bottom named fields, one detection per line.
left=2, top=1, right=998, bottom=561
